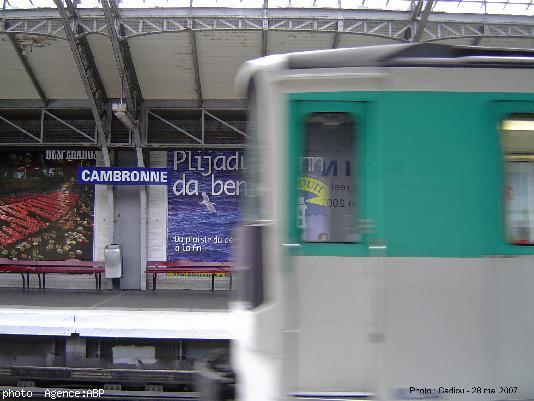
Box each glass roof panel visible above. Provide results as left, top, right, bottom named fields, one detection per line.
left=118, top=0, right=189, bottom=6
left=433, top=1, right=484, bottom=13
left=3, top=0, right=534, bottom=15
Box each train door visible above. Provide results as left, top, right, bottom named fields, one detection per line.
left=286, top=99, right=383, bottom=396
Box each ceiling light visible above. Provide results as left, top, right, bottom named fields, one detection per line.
left=501, top=119, right=534, bottom=131
left=112, top=102, right=138, bottom=131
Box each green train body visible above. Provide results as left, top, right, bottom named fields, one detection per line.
left=289, top=91, right=534, bottom=257
left=231, top=44, right=534, bottom=401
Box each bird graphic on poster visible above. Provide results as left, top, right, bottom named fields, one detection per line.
left=200, top=192, right=217, bottom=213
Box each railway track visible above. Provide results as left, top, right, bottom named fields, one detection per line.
left=0, top=366, right=200, bottom=400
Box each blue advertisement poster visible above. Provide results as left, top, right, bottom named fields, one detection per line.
left=167, top=150, right=245, bottom=262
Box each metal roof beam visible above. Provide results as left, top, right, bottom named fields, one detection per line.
left=261, top=29, right=268, bottom=56
left=144, top=99, right=247, bottom=109
left=4, top=9, right=534, bottom=43
left=0, top=114, right=41, bottom=143
left=262, top=0, right=268, bottom=56
left=189, top=30, right=203, bottom=108
left=101, top=0, right=144, bottom=149
left=0, top=99, right=248, bottom=109
left=204, top=110, right=248, bottom=138
left=53, top=0, right=110, bottom=166
left=7, top=34, right=48, bottom=107
left=3, top=7, right=534, bottom=25
left=412, top=0, right=434, bottom=42
left=187, top=2, right=203, bottom=108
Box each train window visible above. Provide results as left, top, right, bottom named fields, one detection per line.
left=501, top=115, right=534, bottom=245
left=298, top=112, right=357, bottom=243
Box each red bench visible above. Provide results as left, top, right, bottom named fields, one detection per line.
left=146, top=261, right=232, bottom=291
left=35, top=260, right=104, bottom=290
left=0, top=259, right=36, bottom=289
left=0, top=258, right=104, bottom=290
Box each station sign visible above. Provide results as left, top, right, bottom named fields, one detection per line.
left=77, top=167, right=170, bottom=185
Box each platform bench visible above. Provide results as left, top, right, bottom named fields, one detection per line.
left=0, top=258, right=104, bottom=290
left=146, top=261, right=232, bottom=291
left=35, top=260, right=105, bottom=290
left=0, top=259, right=36, bottom=289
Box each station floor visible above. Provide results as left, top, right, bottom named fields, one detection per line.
left=0, top=289, right=233, bottom=339
left=0, top=288, right=229, bottom=310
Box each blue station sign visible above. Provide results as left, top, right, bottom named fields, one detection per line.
left=77, top=167, right=170, bottom=185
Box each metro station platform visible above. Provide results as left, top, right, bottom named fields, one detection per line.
left=0, top=289, right=233, bottom=339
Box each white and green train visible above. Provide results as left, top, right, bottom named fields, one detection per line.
left=231, top=43, right=534, bottom=401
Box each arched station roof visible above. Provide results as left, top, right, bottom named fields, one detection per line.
left=0, top=0, right=533, bottom=150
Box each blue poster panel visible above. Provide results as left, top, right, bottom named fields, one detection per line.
left=167, top=150, right=245, bottom=262
left=0, top=150, right=96, bottom=261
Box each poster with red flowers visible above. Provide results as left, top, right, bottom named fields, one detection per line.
left=0, top=150, right=96, bottom=261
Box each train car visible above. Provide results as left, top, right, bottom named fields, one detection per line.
left=230, top=43, right=534, bottom=401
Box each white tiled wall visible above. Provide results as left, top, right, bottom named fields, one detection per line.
left=147, top=151, right=167, bottom=262
left=94, top=151, right=113, bottom=261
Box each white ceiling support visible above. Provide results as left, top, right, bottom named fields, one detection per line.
left=147, top=110, right=202, bottom=144
left=138, top=143, right=244, bottom=149
left=3, top=8, right=534, bottom=43
left=6, top=34, right=48, bottom=106
left=201, top=107, right=205, bottom=143
left=53, top=0, right=110, bottom=166
left=101, top=0, right=143, bottom=170
left=0, top=114, right=41, bottom=143
left=101, top=0, right=143, bottom=150
left=412, top=0, right=435, bottom=41
left=261, top=28, right=268, bottom=56
left=203, top=110, right=248, bottom=139
left=333, top=0, right=343, bottom=48
left=43, top=109, right=96, bottom=143
left=333, top=17, right=343, bottom=48
left=471, top=24, right=485, bottom=45
left=41, top=109, right=44, bottom=143
left=0, top=100, right=93, bottom=108
left=262, top=0, right=268, bottom=56
left=190, top=30, right=203, bottom=108
left=144, top=100, right=247, bottom=109
left=187, top=1, right=203, bottom=108
left=0, top=98, right=247, bottom=112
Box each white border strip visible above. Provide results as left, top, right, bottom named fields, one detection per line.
left=0, top=308, right=233, bottom=339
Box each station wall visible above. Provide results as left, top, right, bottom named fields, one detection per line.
left=147, top=151, right=167, bottom=262
left=0, top=149, right=101, bottom=289
left=0, top=149, right=240, bottom=290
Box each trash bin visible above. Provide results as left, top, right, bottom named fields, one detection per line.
left=104, top=244, right=122, bottom=279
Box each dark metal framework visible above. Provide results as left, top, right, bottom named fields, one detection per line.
left=53, top=0, right=110, bottom=164
left=0, top=107, right=247, bottom=147
left=6, top=34, right=48, bottom=106
left=189, top=29, right=203, bottom=108
left=411, top=0, right=435, bottom=42
left=101, top=0, right=143, bottom=150
left=1, top=5, right=534, bottom=148
left=0, top=108, right=97, bottom=145
left=2, top=8, right=533, bottom=43
left=101, top=0, right=143, bottom=121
